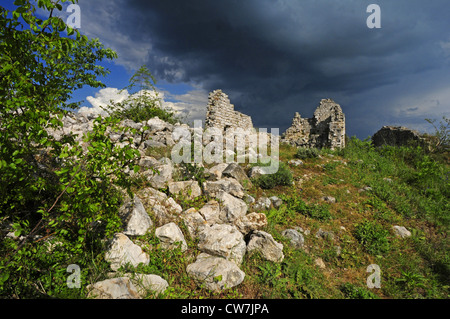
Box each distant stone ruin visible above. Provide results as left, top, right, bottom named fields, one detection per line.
left=281, top=99, right=346, bottom=150
left=204, top=91, right=345, bottom=150
left=372, top=126, right=425, bottom=148
left=205, top=90, right=253, bottom=132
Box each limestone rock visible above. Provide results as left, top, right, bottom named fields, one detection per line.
left=247, top=230, right=284, bottom=262
left=181, top=208, right=208, bottom=239
left=137, top=187, right=182, bottom=226
left=253, top=197, right=272, bottom=211
left=393, top=225, right=411, bottom=238
left=281, top=228, right=305, bottom=249
left=203, top=178, right=245, bottom=199
left=315, top=228, right=335, bottom=241
left=221, top=163, right=252, bottom=188
left=147, top=117, right=172, bottom=132
left=186, top=253, right=245, bottom=291
left=321, top=196, right=336, bottom=204
left=288, top=159, right=304, bottom=166
left=269, top=196, right=283, bottom=209
left=216, top=191, right=248, bottom=223
left=207, top=163, right=229, bottom=180
left=87, top=277, right=141, bottom=299
left=118, top=196, right=153, bottom=236
left=144, top=157, right=173, bottom=189
left=198, top=200, right=221, bottom=226
left=155, top=222, right=188, bottom=251
left=234, top=212, right=268, bottom=235
left=197, top=224, right=246, bottom=265
left=168, top=181, right=202, bottom=199
left=125, top=273, right=169, bottom=297
left=104, top=233, right=150, bottom=271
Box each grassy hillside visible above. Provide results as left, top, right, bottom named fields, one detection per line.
left=1, top=136, right=448, bottom=299
left=106, top=138, right=449, bottom=299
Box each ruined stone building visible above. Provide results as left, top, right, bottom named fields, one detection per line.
left=204, top=90, right=345, bottom=150
left=281, top=99, right=346, bottom=149
left=205, top=90, right=253, bottom=132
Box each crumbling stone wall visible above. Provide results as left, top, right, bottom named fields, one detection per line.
left=282, top=99, right=346, bottom=149
left=205, top=90, right=253, bottom=132
left=372, top=126, right=425, bottom=148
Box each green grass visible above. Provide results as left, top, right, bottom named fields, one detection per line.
left=1, top=136, right=448, bottom=299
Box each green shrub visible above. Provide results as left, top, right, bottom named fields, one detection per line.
left=295, top=147, right=320, bottom=159
left=354, top=221, right=390, bottom=255
left=278, top=194, right=333, bottom=220
left=253, top=162, right=293, bottom=189
left=340, top=283, right=379, bottom=299
left=0, top=1, right=141, bottom=298
left=104, top=65, right=180, bottom=124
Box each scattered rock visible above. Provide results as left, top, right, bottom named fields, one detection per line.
left=315, top=228, right=335, bottom=241
left=314, top=257, right=326, bottom=269
left=144, top=157, right=174, bottom=189
left=203, top=178, right=245, bottom=198
left=207, top=163, right=229, bottom=180
left=288, top=159, right=304, bottom=166
left=125, top=273, right=169, bottom=297
left=168, top=181, right=202, bottom=199
left=118, top=196, right=153, bottom=236
left=155, top=222, right=188, bottom=252
left=269, top=196, right=283, bottom=209
left=182, top=208, right=207, bottom=239
left=243, top=194, right=256, bottom=205
left=137, top=187, right=182, bottom=226
left=87, top=277, right=141, bottom=299
left=216, top=191, right=248, bottom=223
left=393, top=225, right=411, bottom=238
left=104, top=233, right=150, bottom=271
left=186, top=253, right=245, bottom=292
left=198, top=200, right=221, bottom=226
left=247, top=230, right=284, bottom=263
left=321, top=196, right=336, bottom=204
left=248, top=166, right=266, bottom=179
left=358, top=186, right=373, bottom=193
left=253, top=197, right=272, bottom=211
left=197, top=224, right=246, bottom=265
left=234, top=212, right=268, bottom=235
left=281, top=228, right=305, bottom=249
left=221, top=163, right=252, bottom=188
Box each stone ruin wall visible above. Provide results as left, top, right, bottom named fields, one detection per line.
left=281, top=99, right=346, bottom=150
left=204, top=90, right=346, bottom=150
left=205, top=90, right=253, bottom=132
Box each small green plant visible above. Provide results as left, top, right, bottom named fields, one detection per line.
left=295, top=147, right=320, bottom=159
left=253, top=162, right=293, bottom=189
left=354, top=221, right=390, bottom=255
left=340, top=283, right=379, bottom=299
left=103, top=65, right=179, bottom=124
left=279, top=194, right=333, bottom=221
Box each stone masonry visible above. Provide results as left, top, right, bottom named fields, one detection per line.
left=281, top=99, right=346, bottom=149
left=205, top=90, right=253, bottom=132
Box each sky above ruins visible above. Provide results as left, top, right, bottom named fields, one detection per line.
left=25, top=0, right=450, bottom=138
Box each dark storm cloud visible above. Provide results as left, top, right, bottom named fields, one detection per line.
left=84, top=0, right=450, bottom=137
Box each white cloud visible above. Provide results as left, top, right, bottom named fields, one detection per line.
left=78, top=87, right=129, bottom=116
left=78, top=86, right=209, bottom=124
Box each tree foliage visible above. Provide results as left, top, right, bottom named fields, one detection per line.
left=0, top=0, right=140, bottom=297
left=103, top=65, right=180, bottom=124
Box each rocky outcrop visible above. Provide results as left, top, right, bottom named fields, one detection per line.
left=372, top=126, right=425, bottom=148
